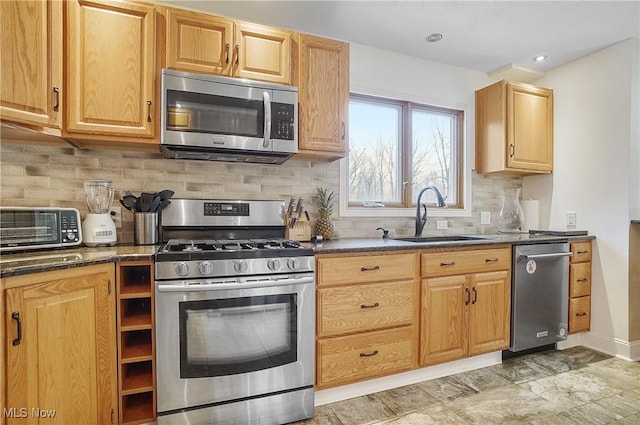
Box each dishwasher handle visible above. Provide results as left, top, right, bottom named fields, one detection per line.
left=520, top=252, right=573, bottom=261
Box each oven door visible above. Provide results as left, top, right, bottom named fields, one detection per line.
left=155, top=273, right=315, bottom=414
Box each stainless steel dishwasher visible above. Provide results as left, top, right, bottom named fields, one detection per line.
left=509, top=243, right=573, bottom=352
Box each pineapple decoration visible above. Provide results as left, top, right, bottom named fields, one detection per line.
left=313, top=186, right=335, bottom=240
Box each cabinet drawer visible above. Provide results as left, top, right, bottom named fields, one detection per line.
left=571, top=241, right=592, bottom=263
left=569, top=262, right=591, bottom=298
left=421, top=247, right=510, bottom=277
left=317, top=253, right=416, bottom=286
left=569, top=296, right=591, bottom=334
left=317, top=326, right=415, bottom=388
left=318, top=280, right=415, bottom=337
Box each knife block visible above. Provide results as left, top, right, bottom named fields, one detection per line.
left=285, top=213, right=311, bottom=242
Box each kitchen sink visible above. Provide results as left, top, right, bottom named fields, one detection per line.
left=393, top=235, right=488, bottom=243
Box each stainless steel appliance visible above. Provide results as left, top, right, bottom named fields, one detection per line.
left=160, top=69, right=298, bottom=164
left=0, top=207, right=82, bottom=252
left=509, top=243, right=572, bottom=352
left=154, top=199, right=315, bottom=425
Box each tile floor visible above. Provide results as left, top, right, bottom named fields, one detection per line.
left=297, top=347, right=640, bottom=425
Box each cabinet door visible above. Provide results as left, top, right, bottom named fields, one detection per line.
left=297, top=34, right=349, bottom=157
left=65, top=0, right=155, bottom=138
left=5, top=264, right=117, bottom=425
left=507, top=83, right=553, bottom=172
left=468, top=271, right=511, bottom=356
left=233, top=22, right=291, bottom=84
left=420, top=275, right=468, bottom=366
left=0, top=0, right=62, bottom=129
left=166, top=8, right=233, bottom=76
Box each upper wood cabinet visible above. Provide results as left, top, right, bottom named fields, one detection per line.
left=294, top=34, right=349, bottom=160
left=165, top=8, right=291, bottom=85
left=65, top=0, right=156, bottom=141
left=475, top=80, right=553, bottom=174
left=0, top=0, right=63, bottom=131
left=3, top=264, right=117, bottom=425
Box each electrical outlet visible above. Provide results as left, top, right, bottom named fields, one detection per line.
left=480, top=211, right=491, bottom=225
left=566, top=211, right=577, bottom=229
left=111, top=206, right=122, bottom=228
left=436, top=220, right=448, bottom=230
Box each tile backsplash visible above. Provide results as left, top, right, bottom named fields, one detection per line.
left=0, top=142, right=521, bottom=243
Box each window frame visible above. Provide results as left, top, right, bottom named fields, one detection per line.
left=340, top=92, right=469, bottom=218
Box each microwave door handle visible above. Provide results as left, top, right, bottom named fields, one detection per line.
left=263, top=91, right=271, bottom=149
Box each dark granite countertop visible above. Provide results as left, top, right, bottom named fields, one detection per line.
left=306, top=233, right=595, bottom=254
left=632, top=220, right=640, bottom=224
left=1, top=233, right=595, bottom=279
left=0, top=244, right=158, bottom=279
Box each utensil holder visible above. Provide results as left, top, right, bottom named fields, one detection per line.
left=285, top=213, right=311, bottom=242
left=134, top=212, right=158, bottom=245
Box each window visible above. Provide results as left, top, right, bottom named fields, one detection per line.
left=346, top=93, right=464, bottom=211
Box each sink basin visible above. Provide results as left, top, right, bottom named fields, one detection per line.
left=393, top=235, right=488, bottom=243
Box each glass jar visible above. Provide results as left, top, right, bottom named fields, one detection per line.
left=497, top=187, right=524, bottom=232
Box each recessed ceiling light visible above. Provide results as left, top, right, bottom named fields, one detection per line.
left=425, top=33, right=443, bottom=43
left=532, top=55, right=548, bottom=62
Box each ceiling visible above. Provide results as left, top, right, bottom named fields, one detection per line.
left=159, top=0, right=639, bottom=77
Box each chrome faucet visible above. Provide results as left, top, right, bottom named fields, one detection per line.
left=415, top=186, right=446, bottom=236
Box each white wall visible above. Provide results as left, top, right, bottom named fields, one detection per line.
left=523, top=39, right=639, bottom=358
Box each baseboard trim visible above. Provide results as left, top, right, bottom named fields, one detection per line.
left=314, top=352, right=501, bottom=406
left=581, top=331, right=640, bottom=361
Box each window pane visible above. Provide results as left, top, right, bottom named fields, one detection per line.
left=348, top=99, right=401, bottom=203
left=411, top=108, right=456, bottom=204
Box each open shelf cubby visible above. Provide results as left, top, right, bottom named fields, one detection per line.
left=117, top=261, right=155, bottom=425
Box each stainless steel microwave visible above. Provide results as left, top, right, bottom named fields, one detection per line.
left=160, top=69, right=298, bottom=164
left=0, top=207, right=82, bottom=252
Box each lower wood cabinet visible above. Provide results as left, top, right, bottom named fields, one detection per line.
left=315, top=251, right=419, bottom=389
left=569, top=240, right=592, bottom=333
left=420, top=246, right=511, bottom=366
left=3, top=264, right=117, bottom=425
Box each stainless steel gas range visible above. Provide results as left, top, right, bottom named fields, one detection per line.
left=154, top=199, right=315, bottom=425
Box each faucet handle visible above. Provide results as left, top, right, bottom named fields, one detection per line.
left=376, top=227, right=389, bottom=239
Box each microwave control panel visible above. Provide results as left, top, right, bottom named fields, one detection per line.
left=271, top=102, right=295, bottom=141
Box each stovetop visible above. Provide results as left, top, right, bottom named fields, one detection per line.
left=160, top=238, right=304, bottom=253
left=155, top=238, right=314, bottom=263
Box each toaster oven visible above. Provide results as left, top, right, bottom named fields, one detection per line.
left=0, top=207, right=82, bottom=252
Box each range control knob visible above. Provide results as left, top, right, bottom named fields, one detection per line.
left=175, top=262, right=190, bottom=276
left=267, top=259, right=282, bottom=271
left=234, top=260, right=248, bottom=273
left=287, top=258, right=299, bottom=270
left=199, top=261, right=214, bottom=275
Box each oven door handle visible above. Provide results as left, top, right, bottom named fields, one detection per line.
left=157, top=275, right=315, bottom=292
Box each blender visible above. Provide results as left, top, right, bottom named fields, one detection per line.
left=82, top=180, right=117, bottom=246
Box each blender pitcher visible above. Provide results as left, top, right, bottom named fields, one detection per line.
left=82, top=180, right=117, bottom=246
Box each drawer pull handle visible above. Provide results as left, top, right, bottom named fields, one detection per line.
left=576, top=312, right=588, bottom=317
left=360, top=302, right=380, bottom=309
left=465, top=288, right=471, bottom=305
left=360, top=350, right=379, bottom=358
left=440, top=261, right=456, bottom=267
left=12, top=312, right=22, bottom=346
left=485, top=258, right=499, bottom=263
left=472, top=287, right=478, bottom=304
left=577, top=278, right=589, bottom=283
left=235, top=44, right=240, bottom=65
left=225, top=43, right=230, bottom=63
left=577, top=250, right=589, bottom=254
left=146, top=100, right=152, bottom=122
left=360, top=265, right=380, bottom=272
